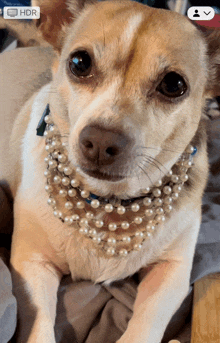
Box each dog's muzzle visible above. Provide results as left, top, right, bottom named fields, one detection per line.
left=78, top=124, right=133, bottom=180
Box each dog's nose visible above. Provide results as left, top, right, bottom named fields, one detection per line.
left=79, top=125, right=130, bottom=166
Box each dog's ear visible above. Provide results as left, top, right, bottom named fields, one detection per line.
left=204, top=29, right=220, bottom=99
left=193, top=22, right=220, bottom=99
left=33, top=0, right=96, bottom=52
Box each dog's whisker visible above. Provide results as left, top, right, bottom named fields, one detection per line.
left=136, top=145, right=182, bottom=154
left=137, top=163, right=153, bottom=186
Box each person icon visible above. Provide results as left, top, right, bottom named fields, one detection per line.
left=193, top=9, right=200, bottom=18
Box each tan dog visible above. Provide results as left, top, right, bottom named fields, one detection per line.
left=1, top=1, right=220, bottom=342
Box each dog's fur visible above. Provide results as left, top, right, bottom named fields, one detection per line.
left=1, top=1, right=220, bottom=342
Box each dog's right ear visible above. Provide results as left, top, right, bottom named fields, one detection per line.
left=33, top=0, right=96, bottom=52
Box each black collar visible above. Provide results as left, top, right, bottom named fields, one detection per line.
left=36, top=104, right=50, bottom=136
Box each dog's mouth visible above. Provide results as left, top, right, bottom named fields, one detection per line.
left=80, top=167, right=125, bottom=182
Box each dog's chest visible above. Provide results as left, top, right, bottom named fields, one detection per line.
left=18, top=91, right=198, bottom=284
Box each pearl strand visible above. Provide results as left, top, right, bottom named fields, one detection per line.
left=43, top=113, right=196, bottom=257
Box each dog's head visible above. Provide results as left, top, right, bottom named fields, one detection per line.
left=35, top=0, right=220, bottom=199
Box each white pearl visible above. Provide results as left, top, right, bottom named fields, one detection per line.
left=180, top=174, right=188, bottom=182
left=68, top=189, right=77, bottom=197
left=53, top=175, right=61, bottom=184
left=64, top=166, right=73, bottom=176
left=141, top=187, right=150, bottom=194
left=107, top=237, right=116, bottom=245
left=45, top=144, right=54, bottom=153
left=134, top=243, right=142, bottom=251
left=167, top=170, right=173, bottom=176
left=79, top=218, right=89, bottom=227
left=173, top=184, right=182, bottom=193
left=51, top=140, right=61, bottom=149
left=58, top=154, right=67, bottom=163
left=154, top=179, right=162, bottom=187
left=62, top=177, right=70, bottom=186
left=171, top=175, right=179, bottom=183
left=105, top=204, right=114, bottom=213
left=86, top=211, right=94, bottom=220
left=48, top=160, right=57, bottom=169
left=59, top=189, right=68, bottom=197
left=44, top=115, right=53, bottom=124
left=155, top=207, right=164, bottom=214
left=147, top=232, right=151, bottom=237
left=163, top=186, right=172, bottom=195
left=58, top=163, right=65, bottom=172
left=91, top=199, right=100, bottom=208
left=45, top=185, right=53, bottom=193
left=52, top=150, right=59, bottom=158
left=48, top=198, right=56, bottom=206
left=62, top=141, right=68, bottom=147
left=122, top=236, right=131, bottom=243
left=146, top=224, right=154, bottom=230
left=44, top=170, right=51, bottom=178
left=134, top=216, right=143, bottom=225
left=164, top=196, right=173, bottom=204
left=119, top=249, right=128, bottom=257
left=72, top=214, right=79, bottom=221
left=183, top=160, right=192, bottom=167
left=106, top=247, right=115, bottom=256
left=117, top=206, right=126, bottom=215
left=186, top=145, right=194, bottom=154
left=108, top=223, right=117, bottom=231
left=121, top=221, right=129, bottom=230
left=44, top=157, right=49, bottom=164
left=44, top=130, right=53, bottom=138
left=155, top=215, right=165, bottom=222
left=135, top=231, right=144, bottom=238
left=53, top=210, right=63, bottom=218
left=171, top=192, right=179, bottom=200
left=71, top=179, right=80, bottom=188
left=93, top=236, right=101, bottom=244
left=50, top=126, right=59, bottom=135
left=89, top=229, right=97, bottom=236
left=95, top=220, right=104, bottom=228
left=154, top=198, right=163, bottom=207
left=145, top=209, right=154, bottom=217
left=131, top=203, right=140, bottom=212
left=77, top=201, right=85, bottom=209
left=164, top=205, right=173, bottom=212
left=75, top=167, right=81, bottom=173
left=65, top=201, right=73, bottom=210
left=79, top=227, right=88, bottom=235
left=152, top=188, right=161, bottom=197
left=64, top=216, right=73, bottom=225
left=143, top=197, right=152, bottom=206
left=81, top=190, right=90, bottom=198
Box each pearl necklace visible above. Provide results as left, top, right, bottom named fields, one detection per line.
left=38, top=105, right=197, bottom=258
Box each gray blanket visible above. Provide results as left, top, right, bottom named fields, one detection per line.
left=0, top=116, right=219, bottom=343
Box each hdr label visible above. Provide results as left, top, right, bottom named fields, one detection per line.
left=3, top=6, right=40, bottom=19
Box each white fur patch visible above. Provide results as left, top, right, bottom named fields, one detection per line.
left=121, top=13, right=143, bottom=53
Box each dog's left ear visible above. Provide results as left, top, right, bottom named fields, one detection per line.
left=33, top=0, right=96, bottom=52
left=193, top=23, right=220, bottom=100
left=197, top=24, right=220, bottom=119
left=204, top=29, right=220, bottom=99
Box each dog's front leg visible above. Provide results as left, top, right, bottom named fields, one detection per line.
left=10, top=228, right=62, bottom=342
left=117, top=222, right=200, bottom=343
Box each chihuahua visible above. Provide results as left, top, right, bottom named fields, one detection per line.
left=0, top=0, right=220, bottom=342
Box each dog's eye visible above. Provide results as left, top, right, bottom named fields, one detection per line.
left=157, top=72, right=187, bottom=98
left=69, top=51, right=92, bottom=78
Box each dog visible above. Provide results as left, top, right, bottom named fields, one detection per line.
left=0, top=0, right=220, bottom=342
